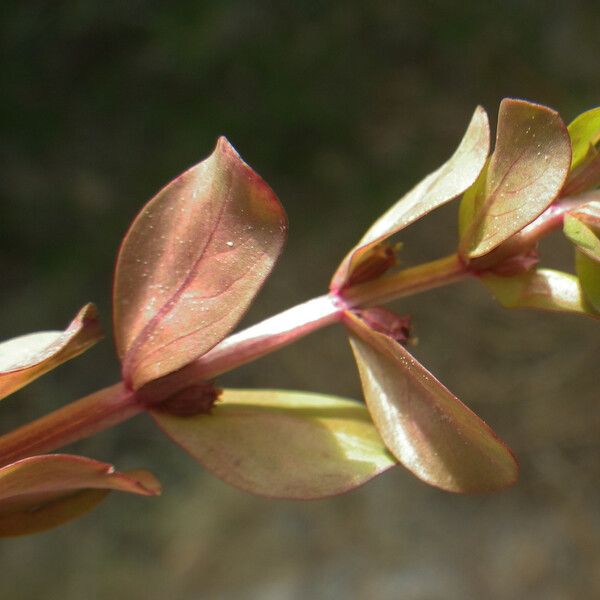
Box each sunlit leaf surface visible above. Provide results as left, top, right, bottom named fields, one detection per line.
left=113, top=137, right=288, bottom=389
left=0, top=304, right=102, bottom=400
left=567, top=106, right=600, bottom=170
left=331, top=106, right=489, bottom=289
left=483, top=269, right=598, bottom=317
left=458, top=158, right=487, bottom=240
left=575, top=251, right=600, bottom=312
left=151, top=389, right=396, bottom=499
left=0, top=454, right=160, bottom=537
left=344, top=312, right=518, bottom=493
left=460, top=98, right=571, bottom=259
left=564, top=201, right=600, bottom=262
left=563, top=108, right=600, bottom=195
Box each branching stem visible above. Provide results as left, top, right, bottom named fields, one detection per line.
left=1, top=192, right=590, bottom=463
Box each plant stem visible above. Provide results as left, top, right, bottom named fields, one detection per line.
left=3, top=184, right=596, bottom=462
left=140, top=254, right=470, bottom=402
left=503, top=195, right=588, bottom=250
left=135, top=294, right=344, bottom=403
left=0, top=253, right=471, bottom=458
left=0, top=383, right=139, bottom=467
left=341, top=253, right=469, bottom=308
left=466, top=193, right=598, bottom=271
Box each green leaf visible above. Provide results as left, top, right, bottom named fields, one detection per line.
left=151, top=389, right=395, bottom=499
left=344, top=312, right=518, bottom=493
left=563, top=108, right=600, bottom=195
left=0, top=304, right=102, bottom=401
left=460, top=98, right=571, bottom=259
left=564, top=201, right=600, bottom=311
left=567, top=106, right=600, bottom=170
left=576, top=250, right=600, bottom=312
left=0, top=455, right=160, bottom=537
left=483, top=269, right=598, bottom=318
left=563, top=201, right=600, bottom=261
left=331, top=106, right=490, bottom=289
left=113, top=137, right=288, bottom=390
left=458, top=158, right=488, bottom=240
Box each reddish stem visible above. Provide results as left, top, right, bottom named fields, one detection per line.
left=3, top=192, right=594, bottom=461
left=514, top=195, right=585, bottom=245
left=466, top=194, right=595, bottom=271
left=0, top=383, right=140, bottom=467
left=340, top=253, right=469, bottom=308
left=0, top=255, right=466, bottom=458
left=136, top=294, right=343, bottom=403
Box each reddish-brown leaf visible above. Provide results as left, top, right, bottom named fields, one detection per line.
left=113, top=137, right=288, bottom=390
left=0, top=304, right=102, bottom=400
left=460, top=98, right=571, bottom=259
left=0, top=454, right=160, bottom=536
left=331, top=106, right=490, bottom=289
left=344, top=312, right=518, bottom=493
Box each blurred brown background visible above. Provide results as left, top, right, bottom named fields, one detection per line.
left=1, top=2, right=599, bottom=599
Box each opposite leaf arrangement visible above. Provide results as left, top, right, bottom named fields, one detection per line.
left=1, top=98, right=599, bottom=537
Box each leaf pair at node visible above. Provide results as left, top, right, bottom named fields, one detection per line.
left=123, top=130, right=516, bottom=499
left=456, top=102, right=600, bottom=318
left=561, top=108, right=600, bottom=312
left=331, top=104, right=518, bottom=494
left=3, top=97, right=600, bottom=536
left=113, top=138, right=395, bottom=500
left=330, top=98, right=600, bottom=496
left=0, top=306, right=160, bottom=536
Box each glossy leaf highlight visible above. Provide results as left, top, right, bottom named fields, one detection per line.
left=0, top=304, right=102, bottom=400
left=0, top=454, right=160, bottom=537
left=151, top=389, right=395, bottom=499
left=483, top=269, right=598, bottom=317
left=344, top=312, right=518, bottom=493
left=114, top=137, right=288, bottom=389
left=332, top=106, right=490, bottom=289
left=460, top=98, right=571, bottom=259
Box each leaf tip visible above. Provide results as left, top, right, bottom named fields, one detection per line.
left=124, top=469, right=163, bottom=496
left=215, top=135, right=237, bottom=157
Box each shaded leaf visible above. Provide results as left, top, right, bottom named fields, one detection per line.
left=0, top=304, right=102, bottom=400
left=575, top=250, right=600, bottom=312
left=483, top=269, right=598, bottom=318
left=332, top=106, right=490, bottom=289
left=113, top=137, right=288, bottom=390
left=0, top=455, right=160, bottom=537
left=151, top=389, right=395, bottom=499
left=563, top=201, right=600, bottom=262
left=460, top=98, right=571, bottom=259
left=344, top=312, right=518, bottom=493
left=340, top=241, right=399, bottom=287
left=353, top=307, right=411, bottom=344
